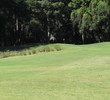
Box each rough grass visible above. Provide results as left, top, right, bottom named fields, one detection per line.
left=0, top=42, right=110, bottom=100
left=0, top=44, right=62, bottom=58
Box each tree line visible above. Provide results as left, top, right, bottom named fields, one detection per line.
left=0, top=0, right=110, bottom=47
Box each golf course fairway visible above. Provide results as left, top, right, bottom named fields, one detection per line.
left=0, top=43, right=110, bottom=100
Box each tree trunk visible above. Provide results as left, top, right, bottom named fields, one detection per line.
left=16, top=17, right=19, bottom=31
left=47, top=16, right=50, bottom=43
left=82, top=33, right=85, bottom=44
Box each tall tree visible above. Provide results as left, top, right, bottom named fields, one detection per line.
left=69, top=0, right=110, bottom=44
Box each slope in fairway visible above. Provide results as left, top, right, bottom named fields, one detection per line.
left=0, top=43, right=110, bottom=100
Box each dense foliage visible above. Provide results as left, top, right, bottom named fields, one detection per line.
left=0, top=0, right=110, bottom=46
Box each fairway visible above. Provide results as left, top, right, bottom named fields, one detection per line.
left=0, top=43, right=110, bottom=100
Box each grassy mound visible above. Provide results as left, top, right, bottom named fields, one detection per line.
left=0, top=44, right=62, bottom=58
left=0, top=42, right=110, bottom=100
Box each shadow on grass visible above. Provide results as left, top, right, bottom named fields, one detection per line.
left=0, top=43, right=62, bottom=59
left=0, top=43, right=47, bottom=52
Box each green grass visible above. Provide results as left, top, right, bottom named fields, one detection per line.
left=0, top=44, right=62, bottom=58
left=0, top=42, right=110, bottom=100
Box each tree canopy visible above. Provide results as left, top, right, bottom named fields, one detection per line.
left=0, top=0, right=110, bottom=46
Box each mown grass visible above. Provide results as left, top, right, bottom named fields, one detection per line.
left=0, top=42, right=110, bottom=100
